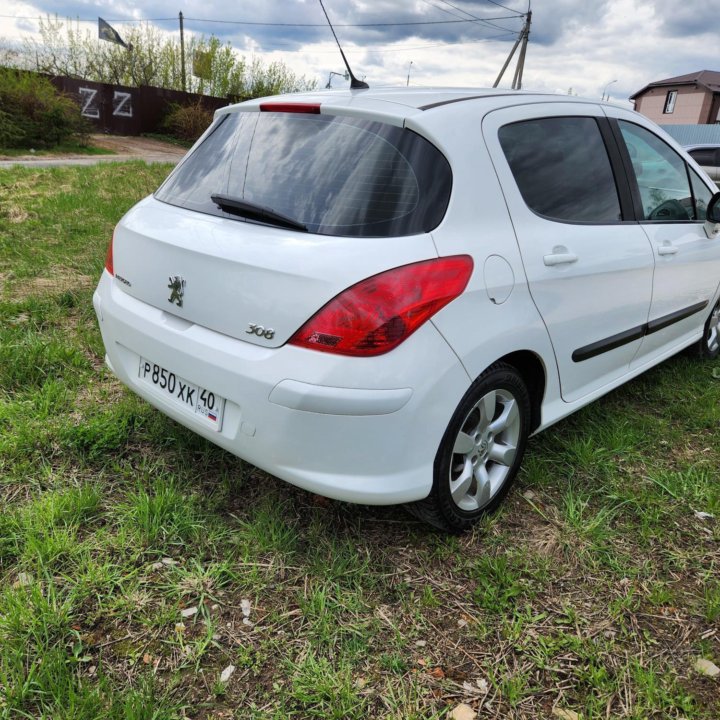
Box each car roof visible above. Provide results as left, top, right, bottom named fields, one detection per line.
left=219, top=86, right=602, bottom=120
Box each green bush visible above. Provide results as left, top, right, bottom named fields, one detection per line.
left=162, top=100, right=213, bottom=142
left=0, top=107, right=23, bottom=146
left=0, top=68, right=90, bottom=149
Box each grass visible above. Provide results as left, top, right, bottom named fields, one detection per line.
left=0, top=163, right=719, bottom=718
left=0, top=140, right=115, bottom=158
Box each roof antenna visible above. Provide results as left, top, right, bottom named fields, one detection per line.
left=317, top=0, right=368, bottom=89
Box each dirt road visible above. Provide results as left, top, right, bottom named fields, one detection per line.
left=0, top=135, right=187, bottom=168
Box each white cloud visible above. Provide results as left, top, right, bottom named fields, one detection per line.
left=0, top=0, right=715, bottom=106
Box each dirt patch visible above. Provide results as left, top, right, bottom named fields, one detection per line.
left=4, top=205, right=29, bottom=223
left=0, top=135, right=185, bottom=163
left=8, top=268, right=95, bottom=301
left=89, top=135, right=185, bottom=158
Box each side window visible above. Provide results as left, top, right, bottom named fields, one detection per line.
left=619, top=121, right=694, bottom=222
left=689, top=168, right=714, bottom=221
left=498, top=117, right=622, bottom=223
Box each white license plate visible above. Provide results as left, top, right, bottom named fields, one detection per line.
left=138, top=358, right=225, bottom=431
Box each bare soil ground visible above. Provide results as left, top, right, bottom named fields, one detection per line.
left=89, top=135, right=187, bottom=160
left=0, top=135, right=186, bottom=164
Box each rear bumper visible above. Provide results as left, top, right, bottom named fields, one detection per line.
left=93, top=272, right=471, bottom=505
left=268, top=380, right=413, bottom=415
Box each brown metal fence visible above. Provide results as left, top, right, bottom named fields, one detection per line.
left=48, top=75, right=232, bottom=136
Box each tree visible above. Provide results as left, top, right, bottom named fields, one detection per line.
left=20, top=16, right=316, bottom=98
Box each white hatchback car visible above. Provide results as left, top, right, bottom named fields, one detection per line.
left=94, top=88, right=720, bottom=532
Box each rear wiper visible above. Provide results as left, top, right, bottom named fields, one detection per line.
left=211, top=194, right=308, bottom=232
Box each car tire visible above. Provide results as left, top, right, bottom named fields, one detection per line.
left=407, top=362, right=531, bottom=532
left=692, top=297, right=720, bottom=360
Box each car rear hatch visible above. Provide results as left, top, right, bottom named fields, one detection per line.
left=110, top=104, right=453, bottom=348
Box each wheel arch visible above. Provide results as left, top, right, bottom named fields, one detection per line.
left=495, top=350, right=546, bottom=433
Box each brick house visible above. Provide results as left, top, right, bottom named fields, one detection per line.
left=630, top=70, right=720, bottom=125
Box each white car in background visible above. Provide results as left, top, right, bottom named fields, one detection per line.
left=683, top=144, right=720, bottom=187
left=94, top=88, right=720, bottom=532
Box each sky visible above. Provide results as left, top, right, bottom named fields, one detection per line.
left=0, top=0, right=715, bottom=106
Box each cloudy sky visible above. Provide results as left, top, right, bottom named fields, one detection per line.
left=0, top=0, right=714, bottom=105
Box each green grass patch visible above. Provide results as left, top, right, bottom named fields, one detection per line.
left=0, top=163, right=718, bottom=718
left=0, top=141, right=115, bottom=157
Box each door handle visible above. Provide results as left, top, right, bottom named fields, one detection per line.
left=657, top=242, right=678, bottom=256
left=543, top=246, right=578, bottom=266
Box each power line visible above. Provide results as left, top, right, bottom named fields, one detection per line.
left=362, top=31, right=517, bottom=53
left=0, top=13, right=521, bottom=27
left=274, top=30, right=517, bottom=54
left=483, top=0, right=525, bottom=14
left=418, top=0, right=518, bottom=31
left=0, top=14, right=177, bottom=22
left=0, top=8, right=518, bottom=55
left=182, top=16, right=522, bottom=27
left=434, top=0, right=520, bottom=33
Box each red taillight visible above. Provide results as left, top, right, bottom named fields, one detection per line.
left=259, top=102, right=321, bottom=114
left=288, top=256, right=473, bottom=357
left=105, top=232, right=114, bottom=275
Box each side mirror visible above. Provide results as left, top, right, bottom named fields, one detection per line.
left=705, top=192, right=720, bottom=238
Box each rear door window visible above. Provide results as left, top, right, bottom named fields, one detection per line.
left=155, top=111, right=452, bottom=238
left=498, top=117, right=622, bottom=223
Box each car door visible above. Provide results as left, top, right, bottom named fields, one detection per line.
left=483, top=103, right=655, bottom=403
left=608, top=116, right=720, bottom=362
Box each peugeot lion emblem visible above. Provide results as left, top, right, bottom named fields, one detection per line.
left=168, top=275, right=186, bottom=307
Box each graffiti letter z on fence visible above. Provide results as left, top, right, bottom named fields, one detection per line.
left=112, top=91, right=133, bottom=118
left=79, top=88, right=100, bottom=118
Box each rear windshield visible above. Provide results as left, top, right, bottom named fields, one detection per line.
left=154, top=111, right=452, bottom=237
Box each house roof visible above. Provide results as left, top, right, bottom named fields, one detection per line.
left=630, top=70, right=720, bottom=99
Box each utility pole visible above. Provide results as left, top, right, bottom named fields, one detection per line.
left=179, top=11, right=186, bottom=92
left=406, top=60, right=413, bottom=87
left=512, top=10, right=531, bottom=90
left=493, top=10, right=532, bottom=90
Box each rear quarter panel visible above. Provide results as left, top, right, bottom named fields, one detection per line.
left=406, top=102, right=560, bottom=410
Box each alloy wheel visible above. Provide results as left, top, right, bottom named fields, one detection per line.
left=448, top=388, right=521, bottom=512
